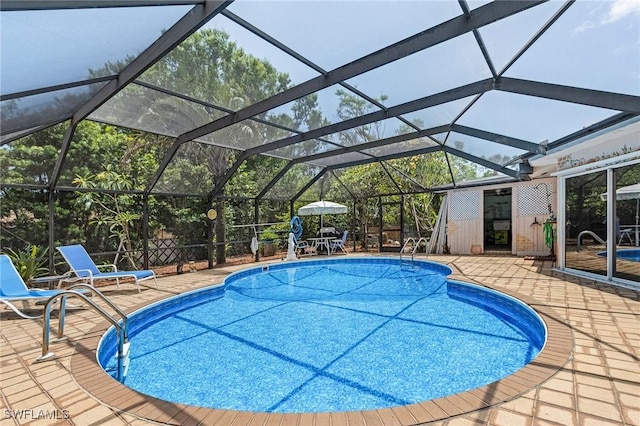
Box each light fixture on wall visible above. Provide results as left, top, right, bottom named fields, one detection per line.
left=495, top=189, right=503, bottom=195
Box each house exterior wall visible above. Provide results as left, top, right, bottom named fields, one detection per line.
left=512, top=178, right=557, bottom=256
left=446, top=177, right=556, bottom=256
left=446, top=189, right=482, bottom=255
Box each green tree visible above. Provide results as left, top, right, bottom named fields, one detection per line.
left=137, top=28, right=326, bottom=264
left=73, top=167, right=142, bottom=269
left=0, top=121, right=147, bottom=252
left=325, top=91, right=462, bottom=243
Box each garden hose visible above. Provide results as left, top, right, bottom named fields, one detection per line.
left=543, top=221, right=554, bottom=248
left=290, top=215, right=303, bottom=240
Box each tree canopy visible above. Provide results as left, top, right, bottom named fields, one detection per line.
left=0, top=27, right=494, bottom=264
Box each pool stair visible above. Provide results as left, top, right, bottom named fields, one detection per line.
left=36, top=283, right=130, bottom=382
left=577, top=230, right=607, bottom=251
left=118, top=341, right=131, bottom=378
left=400, top=259, right=414, bottom=269
left=399, top=237, right=430, bottom=267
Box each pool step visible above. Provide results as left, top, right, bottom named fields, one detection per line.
left=400, top=259, right=414, bottom=269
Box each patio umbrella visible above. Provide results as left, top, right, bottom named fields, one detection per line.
left=601, top=183, right=640, bottom=244
left=298, top=201, right=348, bottom=234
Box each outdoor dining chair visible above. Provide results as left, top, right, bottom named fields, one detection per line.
left=329, top=230, right=349, bottom=254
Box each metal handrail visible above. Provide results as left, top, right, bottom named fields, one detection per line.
left=37, top=287, right=128, bottom=381
left=400, top=238, right=417, bottom=261
left=400, top=237, right=430, bottom=263
left=66, top=283, right=128, bottom=341
left=577, top=230, right=607, bottom=252
left=412, top=237, right=430, bottom=256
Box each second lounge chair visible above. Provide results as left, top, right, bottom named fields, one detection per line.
left=57, top=245, right=158, bottom=293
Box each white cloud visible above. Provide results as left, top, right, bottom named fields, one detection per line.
left=602, top=0, right=640, bottom=24
left=574, top=20, right=596, bottom=33
left=574, top=0, right=639, bottom=33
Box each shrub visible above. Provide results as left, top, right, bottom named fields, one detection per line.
left=3, top=245, right=49, bottom=280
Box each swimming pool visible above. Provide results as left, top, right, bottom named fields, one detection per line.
left=98, top=257, right=546, bottom=413
left=597, top=249, right=640, bottom=262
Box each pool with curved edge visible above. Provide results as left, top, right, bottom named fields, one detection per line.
left=98, top=257, right=546, bottom=413
left=598, top=248, right=640, bottom=262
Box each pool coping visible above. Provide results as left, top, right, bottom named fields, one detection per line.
left=70, top=266, right=573, bottom=426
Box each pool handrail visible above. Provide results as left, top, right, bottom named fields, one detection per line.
left=400, top=237, right=430, bottom=263
left=577, top=230, right=607, bottom=251
left=37, top=285, right=129, bottom=381
left=66, top=283, right=129, bottom=341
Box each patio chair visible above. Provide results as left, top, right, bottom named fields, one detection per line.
left=0, top=254, right=74, bottom=319
left=619, top=228, right=633, bottom=245
left=294, top=236, right=316, bottom=257
left=57, top=245, right=157, bottom=293
left=329, top=230, right=349, bottom=254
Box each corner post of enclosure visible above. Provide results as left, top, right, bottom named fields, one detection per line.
left=352, top=199, right=357, bottom=252
left=254, top=199, right=260, bottom=262
left=207, top=195, right=214, bottom=269
left=556, top=177, right=566, bottom=269
left=400, top=195, right=405, bottom=248
left=48, top=189, right=55, bottom=272
left=606, top=168, right=616, bottom=280
left=143, top=194, right=150, bottom=270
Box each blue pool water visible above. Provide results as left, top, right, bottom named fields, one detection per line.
left=598, top=249, right=640, bottom=262
left=99, top=258, right=546, bottom=413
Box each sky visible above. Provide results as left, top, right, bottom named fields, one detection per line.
left=2, top=1, right=639, bottom=162
left=206, top=0, right=640, bottom=158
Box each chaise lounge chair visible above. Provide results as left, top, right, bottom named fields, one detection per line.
left=56, top=245, right=158, bottom=293
left=0, top=254, right=71, bottom=319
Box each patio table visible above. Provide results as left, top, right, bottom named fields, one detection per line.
left=29, top=273, right=73, bottom=290
left=307, top=237, right=334, bottom=255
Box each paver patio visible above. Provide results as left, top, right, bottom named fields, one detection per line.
left=1, top=255, right=638, bottom=425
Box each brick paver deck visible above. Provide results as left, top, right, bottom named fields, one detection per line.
left=1, top=255, right=638, bottom=425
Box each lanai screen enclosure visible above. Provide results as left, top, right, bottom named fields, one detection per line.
left=1, top=1, right=639, bottom=269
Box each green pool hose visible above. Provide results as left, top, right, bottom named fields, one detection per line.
left=543, top=222, right=554, bottom=248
